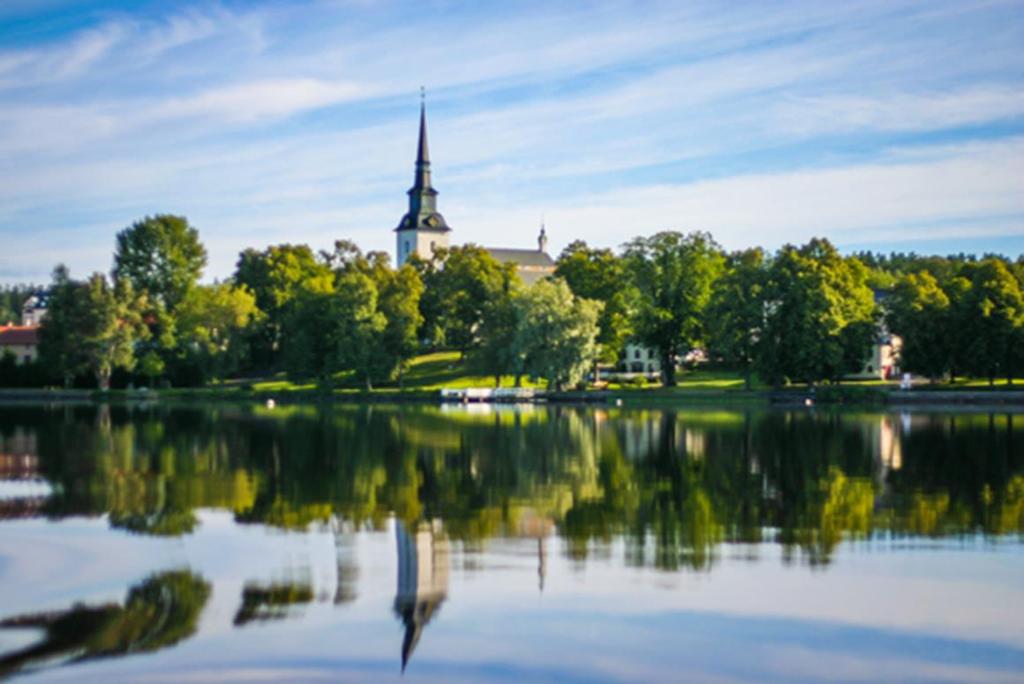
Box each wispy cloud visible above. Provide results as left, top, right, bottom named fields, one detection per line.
left=0, top=0, right=1022, bottom=282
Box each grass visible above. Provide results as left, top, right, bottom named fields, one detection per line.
left=17, top=354, right=1020, bottom=404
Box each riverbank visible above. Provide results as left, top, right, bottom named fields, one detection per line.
left=2, top=385, right=1024, bottom=407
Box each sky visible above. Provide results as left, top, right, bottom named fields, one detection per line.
left=0, top=0, right=1022, bottom=284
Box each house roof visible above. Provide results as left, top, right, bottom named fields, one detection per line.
left=0, top=325, right=39, bottom=346
left=485, top=248, right=555, bottom=268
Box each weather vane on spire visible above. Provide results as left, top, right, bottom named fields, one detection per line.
left=420, top=86, right=425, bottom=105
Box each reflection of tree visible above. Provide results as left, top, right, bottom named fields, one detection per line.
left=10, top=403, right=1024, bottom=572
left=0, top=570, right=210, bottom=678
left=234, top=581, right=314, bottom=626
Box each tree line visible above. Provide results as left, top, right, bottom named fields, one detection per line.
left=3, top=213, right=1023, bottom=389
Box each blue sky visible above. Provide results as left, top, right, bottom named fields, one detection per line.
left=0, top=0, right=1022, bottom=283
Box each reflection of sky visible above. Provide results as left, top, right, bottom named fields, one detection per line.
left=1, top=512, right=1022, bottom=683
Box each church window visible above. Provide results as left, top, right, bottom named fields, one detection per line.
left=404, top=240, right=410, bottom=255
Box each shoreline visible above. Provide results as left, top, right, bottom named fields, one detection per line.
left=2, top=386, right=1024, bottom=408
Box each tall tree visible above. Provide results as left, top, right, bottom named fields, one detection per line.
left=755, top=239, right=876, bottom=386
left=234, top=244, right=333, bottom=368
left=958, top=259, right=1024, bottom=385
left=334, top=270, right=388, bottom=390
left=513, top=279, right=602, bottom=391
left=623, top=231, right=725, bottom=386
left=78, top=274, right=149, bottom=389
left=416, top=245, right=518, bottom=356
left=175, top=283, right=259, bottom=383
left=38, top=265, right=86, bottom=387
left=376, top=264, right=425, bottom=388
left=885, top=271, right=952, bottom=382
left=706, top=248, right=766, bottom=389
left=112, top=215, right=207, bottom=311
left=475, top=281, right=523, bottom=387
left=555, top=240, right=635, bottom=381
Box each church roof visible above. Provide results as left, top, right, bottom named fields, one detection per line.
left=485, top=248, right=555, bottom=268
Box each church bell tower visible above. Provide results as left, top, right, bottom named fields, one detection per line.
left=395, top=93, right=451, bottom=266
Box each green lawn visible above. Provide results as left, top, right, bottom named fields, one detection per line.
left=244, top=351, right=545, bottom=394
left=206, top=356, right=1024, bottom=397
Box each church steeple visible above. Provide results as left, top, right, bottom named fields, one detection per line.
left=395, top=90, right=451, bottom=267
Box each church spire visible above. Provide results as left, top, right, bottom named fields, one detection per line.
left=397, top=89, right=450, bottom=238
left=395, top=90, right=451, bottom=266
left=416, top=87, right=429, bottom=167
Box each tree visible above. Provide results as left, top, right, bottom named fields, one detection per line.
left=334, top=270, right=388, bottom=390
left=885, top=271, right=952, bottom=381
left=38, top=265, right=86, bottom=387
left=417, top=245, right=518, bottom=355
left=112, top=215, right=207, bottom=311
left=513, top=279, right=602, bottom=390
left=555, top=240, right=635, bottom=381
left=175, top=283, right=259, bottom=382
left=706, top=248, right=766, bottom=389
left=475, top=281, right=523, bottom=387
left=958, top=259, right=1024, bottom=385
left=283, top=278, right=341, bottom=386
left=234, top=244, right=333, bottom=368
left=78, top=274, right=149, bottom=390
left=377, top=264, right=425, bottom=388
left=755, top=239, right=876, bottom=386
left=623, top=231, right=725, bottom=386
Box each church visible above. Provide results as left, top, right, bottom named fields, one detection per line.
left=394, top=102, right=556, bottom=285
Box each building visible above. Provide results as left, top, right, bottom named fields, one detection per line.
left=0, top=325, right=39, bottom=364
left=394, top=100, right=556, bottom=283
left=622, top=343, right=661, bottom=375
left=848, top=289, right=902, bottom=380
left=21, top=291, right=49, bottom=326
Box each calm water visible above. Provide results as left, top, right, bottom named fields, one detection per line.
left=0, top=403, right=1022, bottom=683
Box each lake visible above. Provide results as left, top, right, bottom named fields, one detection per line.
left=0, top=402, right=1022, bottom=683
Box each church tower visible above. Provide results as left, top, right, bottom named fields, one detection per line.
left=395, top=96, right=451, bottom=266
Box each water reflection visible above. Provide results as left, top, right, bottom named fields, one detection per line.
left=1, top=405, right=1022, bottom=554
left=394, top=520, right=449, bottom=671
left=0, top=571, right=209, bottom=678
left=0, top=403, right=1022, bottom=679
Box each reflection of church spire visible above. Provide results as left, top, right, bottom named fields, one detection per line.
left=393, top=520, right=449, bottom=672
left=333, top=519, right=358, bottom=604
left=538, top=537, right=547, bottom=592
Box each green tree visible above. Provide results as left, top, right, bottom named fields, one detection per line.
left=38, top=265, right=86, bottom=387
left=958, top=259, right=1024, bottom=385
left=475, top=281, right=523, bottom=387
left=555, top=240, right=635, bottom=381
left=175, top=283, right=259, bottom=382
left=513, top=278, right=602, bottom=390
left=281, top=266, right=340, bottom=385
left=885, top=271, right=952, bottom=381
left=78, top=274, right=149, bottom=390
left=234, top=244, right=333, bottom=368
left=756, top=239, right=876, bottom=386
left=377, top=264, right=425, bottom=388
left=334, top=269, right=388, bottom=389
left=706, top=248, right=766, bottom=389
left=623, top=231, right=725, bottom=386
left=112, top=215, right=207, bottom=311
left=417, top=245, right=518, bottom=355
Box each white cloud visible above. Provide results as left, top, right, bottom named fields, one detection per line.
left=774, top=87, right=1024, bottom=135
left=157, top=78, right=371, bottom=123
left=447, top=138, right=1024, bottom=255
